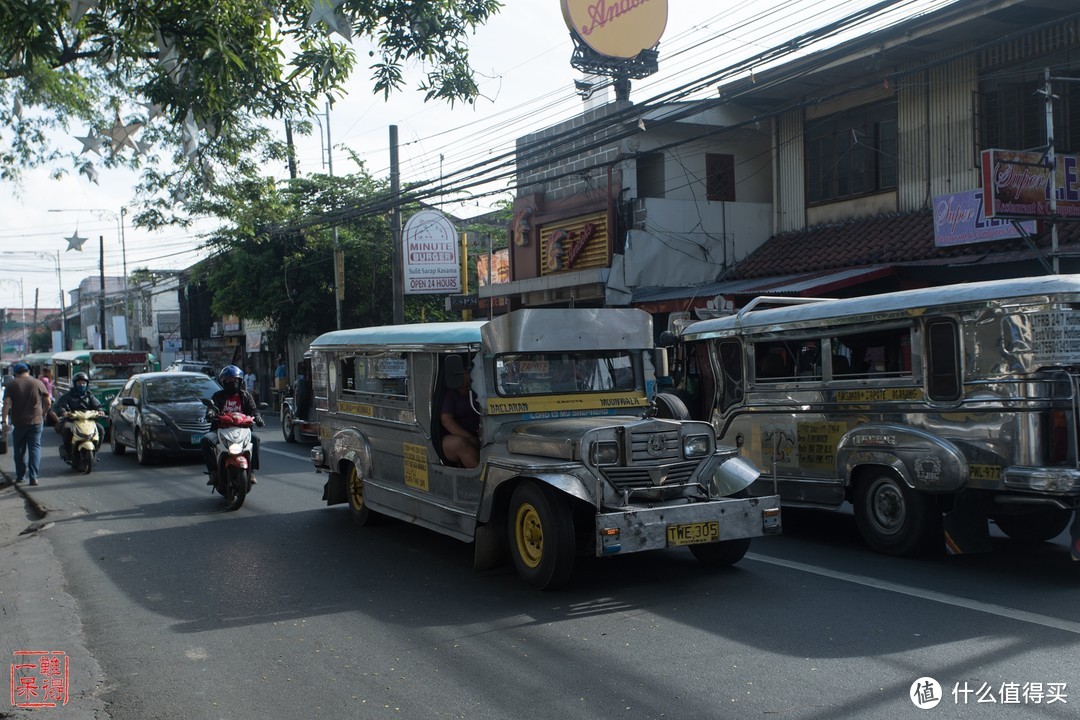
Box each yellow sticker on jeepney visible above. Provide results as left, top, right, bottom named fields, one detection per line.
left=337, top=401, right=374, bottom=417
left=835, top=387, right=923, bottom=403
left=968, top=464, right=1001, bottom=481
left=403, top=443, right=429, bottom=492
left=486, top=391, right=649, bottom=415
left=797, top=421, right=846, bottom=469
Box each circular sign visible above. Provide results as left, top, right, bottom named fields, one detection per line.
left=561, top=0, right=668, bottom=60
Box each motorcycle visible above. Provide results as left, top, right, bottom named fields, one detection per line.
left=60, top=409, right=104, bottom=474
left=201, top=399, right=255, bottom=511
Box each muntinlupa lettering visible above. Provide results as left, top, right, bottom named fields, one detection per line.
left=579, top=0, right=653, bottom=36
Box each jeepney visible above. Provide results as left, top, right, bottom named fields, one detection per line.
left=310, top=308, right=780, bottom=589
left=52, top=350, right=157, bottom=437
left=667, top=275, right=1080, bottom=557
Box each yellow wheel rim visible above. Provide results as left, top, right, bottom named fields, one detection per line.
left=514, top=502, right=543, bottom=569
left=348, top=467, right=364, bottom=511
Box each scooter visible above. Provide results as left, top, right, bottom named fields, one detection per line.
left=60, top=409, right=104, bottom=474
left=201, top=399, right=255, bottom=511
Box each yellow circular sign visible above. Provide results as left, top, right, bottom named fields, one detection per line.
left=561, top=0, right=668, bottom=59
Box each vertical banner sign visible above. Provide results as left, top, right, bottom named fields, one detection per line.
left=402, top=210, right=461, bottom=295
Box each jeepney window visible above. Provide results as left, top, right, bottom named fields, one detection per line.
left=340, top=353, right=408, bottom=398
left=717, top=340, right=744, bottom=410
left=55, top=362, right=71, bottom=385
left=926, top=319, right=961, bottom=401
left=495, top=351, right=637, bottom=396
left=830, top=327, right=912, bottom=379
left=753, top=340, right=820, bottom=382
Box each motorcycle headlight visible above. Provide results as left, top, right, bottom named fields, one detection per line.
left=591, top=441, right=619, bottom=465
left=142, top=412, right=167, bottom=428
left=682, top=434, right=711, bottom=458
left=227, top=443, right=244, bottom=455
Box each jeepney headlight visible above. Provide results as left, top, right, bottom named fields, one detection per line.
left=592, top=441, right=619, bottom=465
left=682, top=434, right=711, bottom=459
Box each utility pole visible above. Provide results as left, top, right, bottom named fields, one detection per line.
left=322, top=101, right=343, bottom=330
left=98, top=235, right=107, bottom=349
left=391, top=125, right=404, bottom=324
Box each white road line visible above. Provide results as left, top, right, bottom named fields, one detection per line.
left=747, top=553, right=1080, bottom=635
left=260, top=446, right=313, bottom=461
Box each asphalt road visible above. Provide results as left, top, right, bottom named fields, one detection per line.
left=2, top=423, right=1079, bottom=720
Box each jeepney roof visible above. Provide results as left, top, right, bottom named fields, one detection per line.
left=681, top=274, right=1080, bottom=340
left=310, top=321, right=487, bottom=351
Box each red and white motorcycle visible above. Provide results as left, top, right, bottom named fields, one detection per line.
left=201, top=399, right=255, bottom=511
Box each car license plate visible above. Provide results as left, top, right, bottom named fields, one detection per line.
left=666, top=521, right=719, bottom=547
left=191, top=434, right=204, bottom=446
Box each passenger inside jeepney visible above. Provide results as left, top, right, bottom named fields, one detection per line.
left=440, top=356, right=480, bottom=468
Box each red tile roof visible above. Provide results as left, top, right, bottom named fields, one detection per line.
left=730, top=210, right=1080, bottom=279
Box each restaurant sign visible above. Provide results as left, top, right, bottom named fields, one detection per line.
left=933, top=189, right=1036, bottom=247
left=403, top=210, right=461, bottom=295
left=981, top=149, right=1080, bottom=219
left=560, top=0, right=667, bottom=59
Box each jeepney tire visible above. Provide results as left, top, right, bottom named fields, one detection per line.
left=508, top=481, right=576, bottom=590
left=346, top=463, right=382, bottom=527
left=993, top=509, right=1073, bottom=544
left=854, top=470, right=941, bottom=557
left=282, top=407, right=297, bottom=443
left=654, top=392, right=691, bottom=421
left=689, top=537, right=751, bottom=567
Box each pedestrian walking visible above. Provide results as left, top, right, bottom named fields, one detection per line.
left=1, top=362, right=51, bottom=485
left=39, top=367, right=55, bottom=399
left=244, top=364, right=260, bottom=404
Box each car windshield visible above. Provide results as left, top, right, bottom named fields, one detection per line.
left=494, top=351, right=637, bottom=397
left=144, top=376, right=221, bottom=403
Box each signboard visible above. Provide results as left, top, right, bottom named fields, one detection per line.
left=477, top=248, right=510, bottom=286
left=402, top=210, right=461, bottom=295
left=980, top=149, right=1080, bottom=219
left=560, top=0, right=667, bottom=59
left=932, top=189, right=1037, bottom=247
left=539, top=211, right=610, bottom=276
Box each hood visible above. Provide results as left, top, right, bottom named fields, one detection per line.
left=505, top=415, right=682, bottom=461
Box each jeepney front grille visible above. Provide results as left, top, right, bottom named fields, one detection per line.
left=629, top=428, right=681, bottom=462
left=600, top=460, right=699, bottom=490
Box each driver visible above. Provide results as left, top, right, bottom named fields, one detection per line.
left=49, top=372, right=102, bottom=461
left=201, top=365, right=264, bottom=484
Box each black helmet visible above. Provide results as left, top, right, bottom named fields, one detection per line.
left=73, top=372, right=90, bottom=384
left=218, top=365, right=243, bottom=384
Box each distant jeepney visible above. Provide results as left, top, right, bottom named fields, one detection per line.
left=667, top=275, right=1080, bottom=557
left=309, top=308, right=780, bottom=589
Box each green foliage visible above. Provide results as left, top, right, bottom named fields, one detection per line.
left=28, top=329, right=52, bottom=353
left=0, top=0, right=503, bottom=217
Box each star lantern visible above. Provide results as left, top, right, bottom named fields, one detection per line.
left=65, top=231, right=89, bottom=252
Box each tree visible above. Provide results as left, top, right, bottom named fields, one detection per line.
left=0, top=0, right=502, bottom=222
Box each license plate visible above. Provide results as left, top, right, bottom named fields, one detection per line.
left=191, top=434, right=204, bottom=446
left=667, top=521, right=719, bottom=547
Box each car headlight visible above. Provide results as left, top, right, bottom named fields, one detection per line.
left=682, top=434, right=711, bottom=458
left=591, top=441, right=619, bottom=465
left=142, top=412, right=167, bottom=428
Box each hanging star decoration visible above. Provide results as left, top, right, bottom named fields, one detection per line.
left=156, top=31, right=185, bottom=84
left=307, top=0, right=352, bottom=40
left=12, top=96, right=22, bottom=120
left=65, top=231, right=89, bottom=252
left=141, top=101, right=164, bottom=120
left=107, top=114, right=143, bottom=152
left=80, top=163, right=100, bottom=184
left=74, top=129, right=105, bottom=156
left=182, top=109, right=200, bottom=161
left=68, top=0, right=97, bottom=24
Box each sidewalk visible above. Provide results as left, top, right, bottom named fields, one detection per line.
left=0, top=442, right=106, bottom=718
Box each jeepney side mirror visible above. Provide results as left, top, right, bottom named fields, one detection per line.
left=658, top=330, right=678, bottom=347
left=444, top=354, right=466, bottom=390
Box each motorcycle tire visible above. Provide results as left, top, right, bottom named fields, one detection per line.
left=223, top=466, right=248, bottom=511
left=79, top=448, right=94, bottom=475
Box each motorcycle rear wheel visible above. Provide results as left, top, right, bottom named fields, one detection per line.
left=223, top=466, right=248, bottom=511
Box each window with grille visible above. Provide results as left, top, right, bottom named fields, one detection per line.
left=805, top=100, right=897, bottom=204
left=706, top=153, right=736, bottom=202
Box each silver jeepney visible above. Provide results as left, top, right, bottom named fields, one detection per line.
left=673, top=275, right=1080, bottom=557
left=310, top=308, right=780, bottom=589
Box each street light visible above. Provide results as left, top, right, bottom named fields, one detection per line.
left=49, top=207, right=130, bottom=348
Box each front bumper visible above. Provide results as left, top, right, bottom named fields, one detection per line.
left=593, top=494, right=781, bottom=556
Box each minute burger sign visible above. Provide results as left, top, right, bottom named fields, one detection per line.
left=561, top=0, right=668, bottom=59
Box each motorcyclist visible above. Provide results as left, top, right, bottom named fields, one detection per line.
left=49, top=372, right=103, bottom=461
left=201, top=365, right=264, bottom=485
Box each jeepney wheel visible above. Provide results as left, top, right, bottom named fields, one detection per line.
left=689, top=538, right=751, bottom=567
left=508, top=481, right=575, bottom=590
left=854, top=471, right=940, bottom=557
left=654, top=392, right=691, bottom=421
left=347, top=464, right=381, bottom=526
left=282, top=407, right=297, bottom=443
left=993, top=509, right=1072, bottom=544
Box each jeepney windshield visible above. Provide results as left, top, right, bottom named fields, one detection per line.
left=90, top=363, right=150, bottom=381
left=494, top=351, right=637, bottom=396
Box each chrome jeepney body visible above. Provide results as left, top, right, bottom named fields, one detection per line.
left=675, top=275, right=1080, bottom=556
left=310, top=308, right=779, bottom=588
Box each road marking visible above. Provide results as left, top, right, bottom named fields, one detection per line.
left=260, top=446, right=313, bottom=462
left=748, top=553, right=1080, bottom=635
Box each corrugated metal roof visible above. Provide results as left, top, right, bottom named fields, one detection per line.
left=632, top=266, right=895, bottom=304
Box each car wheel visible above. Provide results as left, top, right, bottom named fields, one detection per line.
left=110, top=429, right=126, bottom=455
left=282, top=408, right=297, bottom=443
left=135, top=431, right=154, bottom=466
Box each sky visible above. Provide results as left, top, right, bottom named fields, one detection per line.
left=0, top=0, right=952, bottom=311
